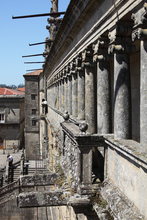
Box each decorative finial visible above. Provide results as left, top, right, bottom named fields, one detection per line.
left=63, top=111, right=69, bottom=121
left=79, top=122, right=88, bottom=134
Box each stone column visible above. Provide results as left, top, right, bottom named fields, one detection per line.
left=79, top=146, right=92, bottom=185
left=82, top=47, right=96, bottom=134
left=132, top=28, right=147, bottom=145
left=58, top=79, right=62, bottom=111
left=77, top=70, right=85, bottom=120
left=61, top=78, right=64, bottom=113
left=140, top=39, right=147, bottom=145
left=64, top=76, right=68, bottom=112
left=131, top=4, right=147, bottom=145
left=54, top=81, right=58, bottom=109
left=97, top=56, right=110, bottom=134
left=75, top=55, right=85, bottom=121
left=71, top=71, right=78, bottom=118
left=110, top=44, right=131, bottom=139
left=67, top=75, right=72, bottom=115
left=57, top=80, right=60, bottom=110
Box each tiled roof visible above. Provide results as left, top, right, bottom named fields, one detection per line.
left=17, top=87, right=25, bottom=92
left=0, top=88, right=25, bottom=95
left=24, top=69, right=42, bottom=76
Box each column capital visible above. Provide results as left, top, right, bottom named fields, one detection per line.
left=131, top=3, right=147, bottom=28
left=93, top=37, right=109, bottom=62
left=75, top=54, right=84, bottom=72
left=82, top=45, right=94, bottom=67
left=108, top=39, right=135, bottom=54
left=70, top=60, right=76, bottom=71
left=132, top=28, right=147, bottom=41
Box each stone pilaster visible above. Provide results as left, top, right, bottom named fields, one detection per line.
left=64, top=75, right=68, bottom=112
left=131, top=4, right=147, bottom=145
left=61, top=77, right=65, bottom=113
left=59, top=78, right=62, bottom=111
left=67, top=74, right=72, bottom=115
left=93, top=39, right=111, bottom=134
left=79, top=146, right=92, bottom=185
left=140, top=39, right=147, bottom=145
left=71, top=61, right=78, bottom=118
left=109, top=42, right=131, bottom=139
left=82, top=46, right=96, bottom=134
left=76, top=56, right=85, bottom=120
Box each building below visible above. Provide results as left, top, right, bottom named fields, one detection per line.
left=0, top=88, right=25, bottom=152
left=23, top=70, right=42, bottom=160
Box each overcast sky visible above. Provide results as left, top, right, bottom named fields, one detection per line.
left=0, top=0, right=70, bottom=86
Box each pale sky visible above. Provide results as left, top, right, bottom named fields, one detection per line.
left=0, top=0, right=70, bottom=86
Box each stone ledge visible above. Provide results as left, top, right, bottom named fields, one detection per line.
left=104, top=137, right=147, bottom=170
left=100, top=180, right=144, bottom=220
left=18, top=190, right=91, bottom=208
left=20, top=173, right=58, bottom=187
left=18, top=190, right=68, bottom=208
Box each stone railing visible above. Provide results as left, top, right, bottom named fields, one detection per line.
left=0, top=179, right=20, bottom=197
left=61, top=121, right=104, bottom=194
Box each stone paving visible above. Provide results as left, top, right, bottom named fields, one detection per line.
left=0, top=150, right=23, bottom=169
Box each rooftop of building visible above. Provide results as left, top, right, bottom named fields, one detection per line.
left=17, top=87, right=25, bottom=92
left=23, top=69, right=42, bottom=77
left=0, top=88, right=25, bottom=95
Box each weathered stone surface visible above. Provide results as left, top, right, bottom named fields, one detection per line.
left=18, top=191, right=68, bottom=208
left=85, top=65, right=97, bottom=134
left=97, top=61, right=110, bottom=134
left=72, top=73, right=78, bottom=118
left=114, top=53, right=131, bottom=139
left=20, top=173, right=58, bottom=186
left=77, top=71, right=85, bottom=120
left=140, top=40, right=147, bottom=147
left=100, top=181, right=144, bottom=220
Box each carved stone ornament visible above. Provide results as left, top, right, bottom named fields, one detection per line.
left=75, top=55, right=82, bottom=67
left=132, top=28, right=147, bottom=41
left=70, top=60, right=76, bottom=70
left=82, top=45, right=93, bottom=62
left=79, top=122, right=88, bottom=134
left=63, top=111, right=70, bottom=121
left=131, top=3, right=147, bottom=28
left=108, top=30, right=117, bottom=44
left=108, top=44, right=124, bottom=54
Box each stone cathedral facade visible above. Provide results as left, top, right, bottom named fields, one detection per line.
left=0, top=0, right=147, bottom=219
left=39, top=0, right=147, bottom=218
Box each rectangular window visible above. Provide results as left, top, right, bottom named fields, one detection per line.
left=31, top=94, right=36, bottom=100
left=32, top=120, right=37, bottom=126
left=0, top=114, right=5, bottom=123
left=32, top=109, right=37, bottom=115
